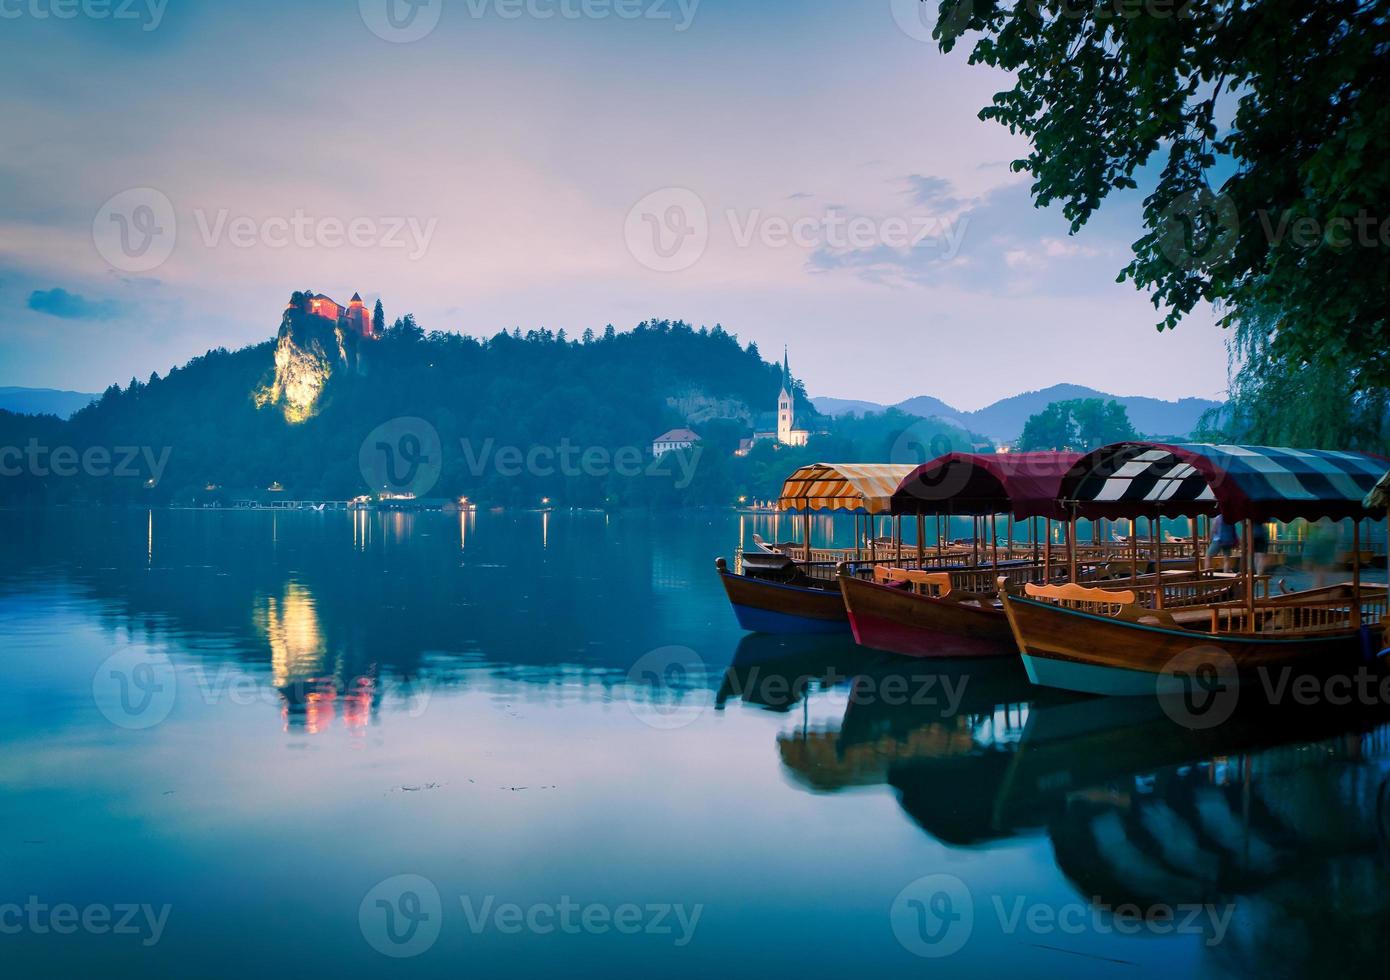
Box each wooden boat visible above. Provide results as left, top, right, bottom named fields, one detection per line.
left=716, top=556, right=851, bottom=634
left=840, top=568, right=1016, bottom=658
left=838, top=451, right=1082, bottom=658
left=1005, top=580, right=1386, bottom=695
left=843, top=558, right=1247, bottom=659
left=1001, top=442, right=1390, bottom=697
left=718, top=463, right=916, bottom=634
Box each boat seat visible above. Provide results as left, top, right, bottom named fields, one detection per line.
left=903, top=570, right=953, bottom=597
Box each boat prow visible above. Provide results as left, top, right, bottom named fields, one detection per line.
left=716, top=557, right=850, bottom=635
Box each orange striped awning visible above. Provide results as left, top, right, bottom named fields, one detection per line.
left=777, top=463, right=917, bottom=514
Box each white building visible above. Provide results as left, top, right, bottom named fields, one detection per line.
left=652, top=428, right=701, bottom=456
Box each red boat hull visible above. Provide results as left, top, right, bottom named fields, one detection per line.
left=839, top=575, right=1017, bottom=659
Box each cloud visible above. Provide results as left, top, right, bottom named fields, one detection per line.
left=903, top=174, right=962, bottom=210
left=808, top=178, right=1133, bottom=296
left=26, top=288, right=123, bottom=321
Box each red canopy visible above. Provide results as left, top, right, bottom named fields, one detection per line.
left=890, top=452, right=1082, bottom=519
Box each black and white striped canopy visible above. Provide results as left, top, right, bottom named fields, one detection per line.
left=1060, top=443, right=1390, bottom=522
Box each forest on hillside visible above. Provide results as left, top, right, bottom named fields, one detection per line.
left=0, top=316, right=982, bottom=508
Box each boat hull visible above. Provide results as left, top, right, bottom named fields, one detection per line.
left=719, top=570, right=850, bottom=635
left=839, top=575, right=1017, bottom=659
left=1003, top=593, right=1366, bottom=697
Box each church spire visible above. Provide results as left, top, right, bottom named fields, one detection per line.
left=782, top=346, right=791, bottom=391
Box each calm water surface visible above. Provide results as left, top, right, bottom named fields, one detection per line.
left=2, top=509, right=1388, bottom=978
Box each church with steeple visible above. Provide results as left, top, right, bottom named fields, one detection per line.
left=753, top=347, right=811, bottom=447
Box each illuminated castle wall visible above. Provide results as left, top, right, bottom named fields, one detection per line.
left=295, top=291, right=376, bottom=339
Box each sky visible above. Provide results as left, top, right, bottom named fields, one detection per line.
left=0, top=0, right=1232, bottom=410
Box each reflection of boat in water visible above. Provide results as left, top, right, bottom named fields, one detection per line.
left=777, top=666, right=1390, bottom=869
left=716, top=632, right=883, bottom=712
left=1029, top=707, right=1390, bottom=975
left=775, top=655, right=1046, bottom=844
left=775, top=677, right=1390, bottom=970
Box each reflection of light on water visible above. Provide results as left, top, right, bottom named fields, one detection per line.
left=262, top=583, right=327, bottom=690
left=353, top=508, right=373, bottom=551
left=460, top=510, right=467, bottom=551
left=259, top=583, right=378, bottom=736
left=542, top=510, right=548, bottom=549
left=147, top=509, right=153, bottom=565
left=388, top=511, right=413, bottom=545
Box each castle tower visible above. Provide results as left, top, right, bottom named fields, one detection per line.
left=346, top=292, right=371, bottom=338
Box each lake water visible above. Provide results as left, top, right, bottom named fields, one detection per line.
left=2, top=508, right=1388, bottom=978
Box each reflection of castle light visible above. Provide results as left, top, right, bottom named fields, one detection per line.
left=263, top=583, right=327, bottom=689
left=259, top=583, right=380, bottom=735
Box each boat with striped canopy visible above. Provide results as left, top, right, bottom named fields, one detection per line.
left=717, top=463, right=914, bottom=634
left=1001, top=442, right=1390, bottom=696
left=839, top=452, right=1081, bottom=657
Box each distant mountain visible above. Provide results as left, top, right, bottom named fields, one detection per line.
left=893, top=395, right=964, bottom=424
left=812, top=384, right=1221, bottom=442
left=808, top=396, right=888, bottom=418
left=0, top=387, right=99, bottom=419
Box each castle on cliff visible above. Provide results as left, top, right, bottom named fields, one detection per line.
left=288, top=291, right=377, bottom=339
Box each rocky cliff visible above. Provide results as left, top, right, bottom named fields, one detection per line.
left=255, top=303, right=366, bottom=422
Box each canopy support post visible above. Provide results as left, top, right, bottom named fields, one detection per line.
left=1153, top=509, right=1163, bottom=610
left=1243, top=520, right=1256, bottom=633
left=1353, top=518, right=1363, bottom=628
left=803, top=509, right=812, bottom=564
left=895, top=515, right=902, bottom=565
left=991, top=514, right=999, bottom=569
left=916, top=514, right=925, bottom=569
left=1068, top=505, right=1079, bottom=584
left=1130, top=519, right=1139, bottom=583
left=1044, top=519, right=1052, bottom=582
